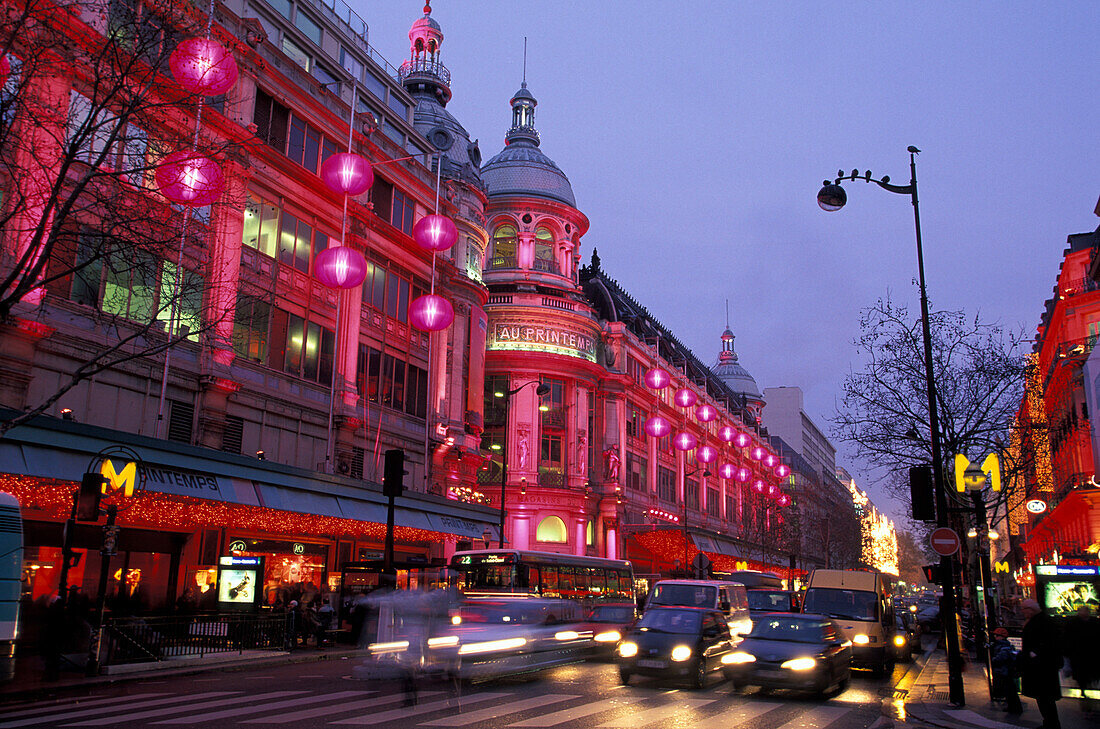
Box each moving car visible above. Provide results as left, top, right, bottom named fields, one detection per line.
left=747, top=589, right=800, bottom=620
left=578, top=603, right=636, bottom=657
left=646, top=579, right=752, bottom=637
left=725, top=613, right=853, bottom=698
left=894, top=611, right=919, bottom=661
left=616, top=607, right=737, bottom=688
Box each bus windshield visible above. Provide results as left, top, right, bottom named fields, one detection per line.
left=803, top=588, right=877, bottom=622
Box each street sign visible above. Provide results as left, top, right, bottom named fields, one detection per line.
left=692, top=552, right=711, bottom=578
left=930, top=527, right=960, bottom=557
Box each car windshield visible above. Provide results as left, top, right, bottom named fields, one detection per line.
left=803, top=588, right=877, bottom=621
left=586, top=606, right=634, bottom=623
left=747, top=590, right=792, bottom=611
left=637, top=609, right=702, bottom=634
left=649, top=584, right=716, bottom=609
left=749, top=616, right=825, bottom=643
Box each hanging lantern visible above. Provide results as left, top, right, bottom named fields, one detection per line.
left=644, top=367, right=670, bottom=390
left=718, top=425, right=737, bottom=443
left=750, top=446, right=766, bottom=461
left=413, top=214, right=458, bottom=252
left=695, top=404, right=717, bottom=422
left=718, top=463, right=736, bottom=480
left=763, top=453, right=778, bottom=468
left=674, top=388, right=697, bottom=408
left=314, top=246, right=367, bottom=289
left=644, top=415, right=671, bottom=438
left=673, top=432, right=697, bottom=451
left=766, top=483, right=779, bottom=498
left=696, top=444, right=718, bottom=464
left=0, top=56, right=9, bottom=88
left=320, top=152, right=374, bottom=196
left=409, top=293, right=454, bottom=331
left=775, top=463, right=791, bottom=479
left=735, top=432, right=751, bottom=448
left=752, top=479, right=766, bottom=494
left=735, top=467, right=751, bottom=483
left=170, top=37, right=239, bottom=96
left=777, top=494, right=791, bottom=507
left=155, top=151, right=224, bottom=206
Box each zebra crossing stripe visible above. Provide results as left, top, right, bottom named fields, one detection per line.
left=330, top=692, right=509, bottom=725
left=508, top=696, right=643, bottom=727
left=64, top=691, right=307, bottom=727
left=242, top=692, right=444, bottom=725
left=0, top=694, right=170, bottom=721
left=596, top=697, right=714, bottom=727
left=682, top=700, right=782, bottom=728
left=153, top=690, right=372, bottom=724
left=420, top=695, right=579, bottom=726
left=772, top=705, right=850, bottom=729
left=0, top=692, right=238, bottom=729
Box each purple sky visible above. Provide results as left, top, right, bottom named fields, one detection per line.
left=356, top=2, right=1099, bottom=522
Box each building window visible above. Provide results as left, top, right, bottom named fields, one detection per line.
left=490, top=225, right=517, bottom=268
left=586, top=521, right=594, bottom=547
left=340, top=47, right=363, bottom=79
left=725, top=494, right=735, bottom=520
left=626, top=452, right=646, bottom=492
left=253, top=88, right=290, bottom=153
left=707, top=488, right=720, bottom=517
left=627, top=357, right=645, bottom=384
left=281, top=35, right=311, bottom=71
left=465, top=239, right=483, bottom=282
left=278, top=311, right=334, bottom=385
left=533, top=226, right=555, bottom=273
left=241, top=193, right=280, bottom=258
left=233, top=295, right=271, bottom=362
left=657, top=466, right=675, bottom=503
left=626, top=406, right=641, bottom=439
left=370, top=177, right=415, bottom=235
left=67, top=91, right=149, bottom=186
left=287, top=113, right=337, bottom=174
left=686, top=479, right=699, bottom=510
left=356, top=345, right=427, bottom=419
left=536, top=516, right=567, bottom=543
left=293, top=10, right=322, bottom=45
left=361, top=260, right=419, bottom=324
left=540, top=433, right=563, bottom=475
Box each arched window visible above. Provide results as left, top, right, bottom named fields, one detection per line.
left=533, top=227, right=556, bottom=273
left=586, top=520, right=594, bottom=546
left=491, top=225, right=517, bottom=268
left=536, top=515, right=568, bottom=543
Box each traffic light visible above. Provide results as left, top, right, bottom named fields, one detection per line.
left=909, top=466, right=936, bottom=522
left=922, top=563, right=944, bottom=585
left=383, top=449, right=405, bottom=498
left=76, top=472, right=106, bottom=521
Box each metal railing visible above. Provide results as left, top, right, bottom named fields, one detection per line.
left=102, top=613, right=287, bottom=665
left=398, top=59, right=451, bottom=86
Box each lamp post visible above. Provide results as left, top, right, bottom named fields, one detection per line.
left=494, top=381, right=550, bottom=548
left=683, top=467, right=710, bottom=577
left=818, top=146, right=965, bottom=707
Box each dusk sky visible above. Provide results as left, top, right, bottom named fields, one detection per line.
left=357, top=1, right=1098, bottom=522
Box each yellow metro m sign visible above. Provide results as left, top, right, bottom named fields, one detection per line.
left=954, top=453, right=1001, bottom=492
left=99, top=459, right=138, bottom=498
left=993, top=561, right=1010, bottom=574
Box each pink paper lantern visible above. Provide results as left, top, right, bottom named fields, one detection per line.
left=314, top=246, right=367, bottom=289
left=751, top=479, right=766, bottom=494
left=718, top=463, right=736, bottom=480
left=718, top=425, right=737, bottom=443
left=696, top=444, right=718, bottom=464
left=413, top=214, right=458, bottom=252
left=775, top=464, right=790, bottom=479
left=674, top=388, right=697, bottom=408
left=644, top=367, right=670, bottom=390
left=673, top=431, right=697, bottom=451
left=695, top=404, right=717, bottom=422
left=777, top=494, right=791, bottom=507
left=735, top=432, right=751, bottom=448
left=170, top=37, right=239, bottom=96
left=764, top=453, right=778, bottom=468
left=320, top=152, right=374, bottom=196
left=735, top=467, right=751, bottom=483
left=155, top=151, right=224, bottom=207
left=644, top=415, right=671, bottom=438
left=409, top=294, right=454, bottom=331
left=750, top=446, right=766, bottom=461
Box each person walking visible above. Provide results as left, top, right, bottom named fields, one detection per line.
left=991, top=626, right=1023, bottom=714
left=1020, top=598, right=1062, bottom=729
left=1063, top=605, right=1100, bottom=714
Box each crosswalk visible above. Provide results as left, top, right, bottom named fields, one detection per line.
left=0, top=685, right=878, bottom=728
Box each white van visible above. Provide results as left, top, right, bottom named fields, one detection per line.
left=646, top=579, right=752, bottom=637
left=802, top=569, right=897, bottom=675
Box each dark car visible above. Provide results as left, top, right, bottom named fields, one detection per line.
left=894, top=612, right=919, bottom=661
left=578, top=603, right=637, bottom=657
left=725, top=613, right=852, bottom=698
left=616, top=607, right=737, bottom=688
left=747, top=589, right=800, bottom=620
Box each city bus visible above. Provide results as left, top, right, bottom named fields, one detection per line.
left=0, top=492, right=22, bottom=681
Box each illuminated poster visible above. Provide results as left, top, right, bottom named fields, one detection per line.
left=217, top=555, right=264, bottom=610
left=1044, top=581, right=1100, bottom=617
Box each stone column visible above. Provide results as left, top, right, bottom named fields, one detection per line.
left=205, top=160, right=250, bottom=368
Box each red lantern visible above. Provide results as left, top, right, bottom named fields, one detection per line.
left=409, top=294, right=454, bottom=331
left=320, top=152, right=373, bottom=196
left=777, top=494, right=791, bottom=507
left=170, top=37, right=239, bottom=96
left=750, top=446, right=765, bottom=461
left=674, top=388, right=697, bottom=408
left=735, top=467, right=751, bottom=483
left=695, top=404, right=717, bottom=422
left=718, top=463, right=736, bottom=480
left=775, top=463, right=790, bottom=479
left=644, top=367, right=670, bottom=390
left=764, top=453, right=778, bottom=468
left=673, top=432, right=697, bottom=451
left=314, top=246, right=367, bottom=289
left=752, top=479, right=766, bottom=494
left=696, top=444, right=717, bottom=464
left=735, top=432, right=751, bottom=448
left=718, top=425, right=737, bottom=442
left=155, top=151, right=224, bottom=206
left=413, top=214, right=458, bottom=252
left=644, top=415, right=671, bottom=438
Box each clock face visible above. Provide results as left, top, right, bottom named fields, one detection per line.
left=1026, top=499, right=1047, bottom=514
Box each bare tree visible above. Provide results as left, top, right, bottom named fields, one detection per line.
left=0, top=0, right=242, bottom=434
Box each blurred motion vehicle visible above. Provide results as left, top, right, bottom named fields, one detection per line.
left=725, top=613, right=853, bottom=698
left=916, top=605, right=941, bottom=632
left=747, top=589, right=801, bottom=620
left=894, top=611, right=919, bottom=661
left=802, top=569, right=896, bottom=675
left=616, top=607, right=737, bottom=688
left=578, top=603, right=636, bottom=657
left=646, top=579, right=751, bottom=637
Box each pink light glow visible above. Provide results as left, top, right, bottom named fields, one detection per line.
left=314, top=246, right=367, bottom=289
left=764, top=453, right=778, bottom=468
left=674, top=388, right=697, bottom=408
left=320, top=153, right=373, bottom=196
left=718, top=425, right=737, bottom=442
left=735, top=432, right=751, bottom=448
left=409, top=294, right=454, bottom=331
left=170, top=37, right=239, bottom=96
left=775, top=464, right=791, bottom=478
left=752, top=479, right=766, bottom=493
left=644, top=415, right=671, bottom=438
left=673, top=431, right=697, bottom=451
left=736, top=467, right=751, bottom=483
left=750, top=446, right=766, bottom=461
left=696, top=444, right=717, bottom=463
left=695, top=404, right=717, bottom=422
left=413, top=214, right=458, bottom=252
left=719, top=463, right=736, bottom=479
left=777, top=494, right=791, bottom=507
left=644, top=368, right=670, bottom=390
left=766, top=483, right=779, bottom=498
left=155, top=151, right=224, bottom=207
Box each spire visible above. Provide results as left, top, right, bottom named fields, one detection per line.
left=505, top=41, right=539, bottom=147
left=400, top=1, right=451, bottom=105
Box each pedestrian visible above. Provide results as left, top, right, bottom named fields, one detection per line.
left=1019, top=598, right=1063, bottom=729
left=285, top=600, right=299, bottom=650
left=315, top=598, right=335, bottom=647
left=990, top=626, right=1023, bottom=715
left=1063, top=605, right=1100, bottom=714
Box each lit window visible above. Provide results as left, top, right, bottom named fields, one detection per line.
left=536, top=516, right=568, bottom=543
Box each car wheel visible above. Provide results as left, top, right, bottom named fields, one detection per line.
left=837, top=676, right=850, bottom=693
left=722, top=667, right=736, bottom=683
left=692, top=660, right=707, bottom=689
left=619, top=669, right=631, bottom=685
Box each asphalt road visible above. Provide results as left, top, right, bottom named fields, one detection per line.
left=0, top=652, right=925, bottom=729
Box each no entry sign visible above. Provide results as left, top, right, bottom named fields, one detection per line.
left=930, top=527, right=960, bottom=557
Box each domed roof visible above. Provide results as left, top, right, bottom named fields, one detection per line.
left=712, top=330, right=762, bottom=401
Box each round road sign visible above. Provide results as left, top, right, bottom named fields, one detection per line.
left=930, top=527, right=960, bottom=557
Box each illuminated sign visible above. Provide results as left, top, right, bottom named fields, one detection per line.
left=292, top=543, right=305, bottom=555
left=228, top=540, right=247, bottom=553
left=1026, top=499, right=1048, bottom=514
left=954, top=453, right=1001, bottom=492
left=1036, top=564, right=1100, bottom=576
left=100, top=459, right=138, bottom=497
left=994, top=561, right=1010, bottom=573
left=735, top=561, right=748, bottom=571
left=489, top=322, right=597, bottom=361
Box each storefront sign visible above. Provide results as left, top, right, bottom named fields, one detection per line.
left=954, top=453, right=1001, bottom=492
left=1036, top=564, right=1100, bottom=577
left=292, top=543, right=305, bottom=555
left=994, top=561, right=1010, bottom=573
left=489, top=322, right=597, bottom=361
left=228, top=540, right=248, bottom=553
left=94, top=446, right=146, bottom=498
left=1026, top=499, right=1048, bottom=514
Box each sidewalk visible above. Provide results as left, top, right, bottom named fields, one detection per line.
left=902, top=649, right=1100, bottom=729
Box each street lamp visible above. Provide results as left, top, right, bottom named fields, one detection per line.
left=683, top=467, right=710, bottom=577
left=818, top=146, right=965, bottom=707
left=493, top=381, right=551, bottom=548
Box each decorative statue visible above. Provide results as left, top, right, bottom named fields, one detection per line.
left=576, top=432, right=587, bottom=474
left=603, top=448, right=620, bottom=480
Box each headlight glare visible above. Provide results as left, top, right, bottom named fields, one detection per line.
left=894, top=635, right=907, bottom=647
left=781, top=657, right=817, bottom=671
left=722, top=651, right=756, bottom=664
left=852, top=634, right=870, bottom=645
left=594, top=630, right=622, bottom=643
left=670, top=645, right=692, bottom=662
left=618, top=641, right=638, bottom=658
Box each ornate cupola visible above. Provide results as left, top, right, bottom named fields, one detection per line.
left=399, top=2, right=451, bottom=105
left=507, top=82, right=539, bottom=146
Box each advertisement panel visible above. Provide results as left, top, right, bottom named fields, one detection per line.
left=217, top=555, right=265, bottom=611
left=1035, top=565, right=1100, bottom=618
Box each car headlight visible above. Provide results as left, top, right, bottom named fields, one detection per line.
left=458, top=637, right=526, bottom=655
left=722, top=651, right=756, bottom=664
left=909, top=605, right=918, bottom=612
left=852, top=634, right=870, bottom=645
left=451, top=615, right=462, bottom=625
left=670, top=645, right=693, bottom=662
left=781, top=657, right=817, bottom=671
left=618, top=641, right=638, bottom=658
left=428, top=635, right=459, bottom=648
left=894, top=635, right=907, bottom=647
left=555, top=631, right=581, bottom=641
left=594, top=630, right=622, bottom=643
